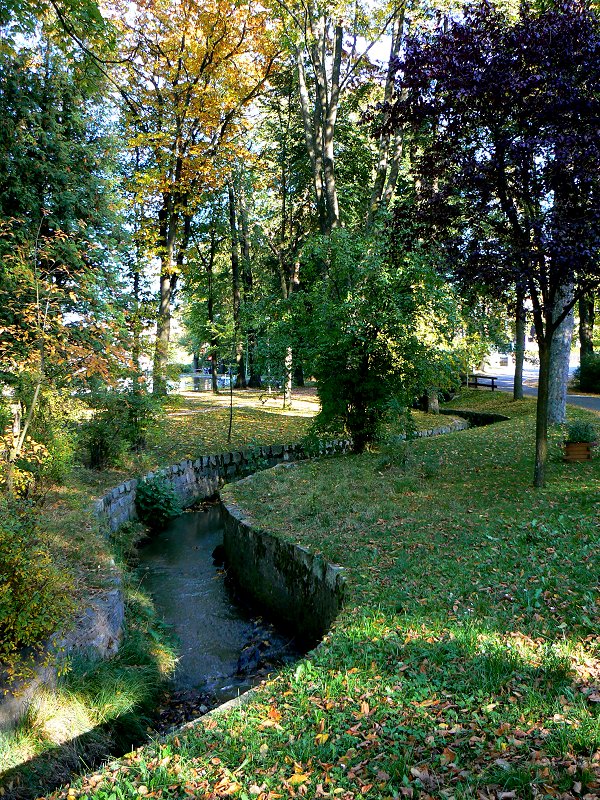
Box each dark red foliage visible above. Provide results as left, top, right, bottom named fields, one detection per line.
left=386, top=0, right=600, bottom=330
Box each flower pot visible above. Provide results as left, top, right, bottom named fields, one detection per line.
left=563, top=441, right=597, bottom=462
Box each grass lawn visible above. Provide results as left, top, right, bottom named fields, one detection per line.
left=41, top=390, right=600, bottom=800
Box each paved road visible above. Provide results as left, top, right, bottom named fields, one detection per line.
left=493, top=369, right=600, bottom=414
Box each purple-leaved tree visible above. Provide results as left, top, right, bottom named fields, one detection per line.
left=386, top=0, right=600, bottom=486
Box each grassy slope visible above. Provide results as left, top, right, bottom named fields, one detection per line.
left=47, top=390, right=600, bottom=800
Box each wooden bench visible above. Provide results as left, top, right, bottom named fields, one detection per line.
left=467, top=374, right=498, bottom=391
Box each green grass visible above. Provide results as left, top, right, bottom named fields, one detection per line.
left=40, top=389, right=599, bottom=800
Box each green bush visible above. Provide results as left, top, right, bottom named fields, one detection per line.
left=565, top=419, right=598, bottom=443
left=29, top=388, right=83, bottom=484
left=80, top=389, right=162, bottom=469
left=574, top=353, right=600, bottom=393
left=122, top=390, right=162, bottom=451
left=134, top=475, right=182, bottom=531
left=0, top=501, right=73, bottom=684
left=80, top=411, right=129, bottom=470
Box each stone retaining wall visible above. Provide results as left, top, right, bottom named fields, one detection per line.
left=222, top=477, right=346, bottom=645
left=94, top=440, right=352, bottom=532
left=411, top=416, right=469, bottom=438
left=1, top=418, right=470, bottom=730
left=1, top=440, right=352, bottom=730
left=439, top=409, right=509, bottom=427
left=0, top=583, right=125, bottom=731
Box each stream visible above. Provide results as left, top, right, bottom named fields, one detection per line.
left=138, top=504, right=300, bottom=731
left=0, top=506, right=301, bottom=800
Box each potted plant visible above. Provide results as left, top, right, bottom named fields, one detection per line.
left=563, top=420, right=598, bottom=462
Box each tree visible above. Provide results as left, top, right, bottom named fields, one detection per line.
left=387, top=1, right=600, bottom=486
left=579, top=292, right=595, bottom=359
left=0, top=37, right=130, bottom=491
left=113, top=0, right=277, bottom=394
left=301, top=225, right=457, bottom=451
left=272, top=0, right=406, bottom=234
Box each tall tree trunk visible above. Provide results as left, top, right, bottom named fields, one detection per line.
left=548, top=282, right=574, bottom=424
left=368, top=5, right=406, bottom=226
left=283, top=347, right=293, bottom=409
left=579, top=293, right=595, bottom=359
left=321, top=23, right=342, bottom=231
left=228, top=181, right=246, bottom=388
left=513, top=286, right=526, bottom=400
left=132, top=268, right=142, bottom=378
left=297, top=47, right=326, bottom=233
left=193, top=353, right=200, bottom=391
left=206, top=241, right=219, bottom=395
left=534, top=338, right=551, bottom=488
left=153, top=271, right=175, bottom=396
left=294, top=363, right=305, bottom=387
left=239, top=183, right=261, bottom=388
left=153, top=193, right=178, bottom=396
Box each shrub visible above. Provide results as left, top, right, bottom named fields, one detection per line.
left=0, top=501, right=73, bottom=684
left=80, top=389, right=162, bottom=469
left=121, top=390, right=162, bottom=451
left=80, top=411, right=128, bottom=470
left=565, top=419, right=598, bottom=443
left=30, top=388, right=83, bottom=484
left=574, top=353, right=600, bottom=393
left=134, top=475, right=182, bottom=531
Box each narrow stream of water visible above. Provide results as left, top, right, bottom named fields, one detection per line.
left=138, top=505, right=299, bottom=718
left=0, top=507, right=301, bottom=800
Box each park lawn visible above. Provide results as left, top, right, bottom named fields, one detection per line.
left=47, top=390, right=600, bottom=800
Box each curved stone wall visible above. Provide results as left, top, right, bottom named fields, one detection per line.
left=94, top=440, right=352, bottom=532
left=1, top=420, right=470, bottom=730
left=0, top=440, right=351, bottom=730
left=222, top=478, right=346, bottom=645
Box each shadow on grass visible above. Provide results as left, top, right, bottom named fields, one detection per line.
left=0, top=711, right=152, bottom=800
left=310, top=617, right=600, bottom=794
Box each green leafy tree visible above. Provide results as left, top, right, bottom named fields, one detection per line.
left=0, top=37, right=130, bottom=491
left=301, top=226, right=458, bottom=451
left=387, top=1, right=600, bottom=486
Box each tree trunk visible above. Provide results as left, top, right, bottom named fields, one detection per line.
left=513, top=286, right=526, bottom=400
left=206, top=233, right=219, bottom=395
left=294, top=363, right=305, bottom=387
left=131, top=268, right=143, bottom=379
left=548, top=282, right=574, bottom=424
left=367, top=6, right=406, bottom=226
left=193, top=353, right=201, bottom=391
left=534, top=338, right=551, bottom=488
left=239, top=182, right=261, bottom=388
left=246, top=330, right=261, bottom=388
left=426, top=389, right=439, bottom=414
left=153, top=271, right=175, bottom=396
left=153, top=193, right=178, bottom=396
left=579, top=293, right=595, bottom=359
left=321, top=24, right=342, bottom=231
left=283, top=347, right=293, bottom=409
left=228, top=181, right=246, bottom=389
left=296, top=46, right=326, bottom=233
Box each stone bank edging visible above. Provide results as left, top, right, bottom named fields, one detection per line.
left=94, top=439, right=353, bottom=532
left=222, top=473, right=346, bottom=645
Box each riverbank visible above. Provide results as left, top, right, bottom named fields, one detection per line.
left=2, top=390, right=445, bottom=795
left=44, top=390, right=600, bottom=800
